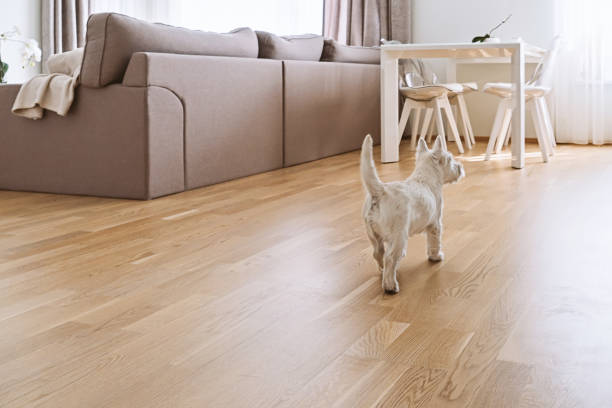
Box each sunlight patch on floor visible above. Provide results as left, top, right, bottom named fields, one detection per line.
left=459, top=151, right=570, bottom=162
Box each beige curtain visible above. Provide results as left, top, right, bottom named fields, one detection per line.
left=323, top=0, right=411, bottom=46
left=42, top=0, right=91, bottom=66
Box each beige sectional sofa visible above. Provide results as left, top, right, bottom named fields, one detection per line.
left=0, top=13, right=380, bottom=199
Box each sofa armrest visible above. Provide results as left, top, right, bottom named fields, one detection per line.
left=122, top=52, right=283, bottom=190
left=0, top=83, right=184, bottom=199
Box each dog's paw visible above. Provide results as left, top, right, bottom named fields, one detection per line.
left=383, top=281, right=399, bottom=294
left=428, top=251, right=444, bottom=262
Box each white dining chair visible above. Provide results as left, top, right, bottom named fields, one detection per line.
left=405, top=59, right=477, bottom=149
left=482, top=37, right=561, bottom=162
left=397, top=59, right=469, bottom=153
left=398, top=83, right=465, bottom=153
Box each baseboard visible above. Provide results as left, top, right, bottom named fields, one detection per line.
left=473, top=136, right=538, bottom=142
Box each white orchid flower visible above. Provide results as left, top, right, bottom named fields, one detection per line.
left=17, top=39, right=42, bottom=67
left=0, top=25, right=41, bottom=73
left=22, top=38, right=42, bottom=66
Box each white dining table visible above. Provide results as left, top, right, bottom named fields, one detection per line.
left=380, top=41, right=546, bottom=168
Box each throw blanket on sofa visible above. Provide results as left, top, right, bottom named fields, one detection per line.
left=12, top=48, right=83, bottom=120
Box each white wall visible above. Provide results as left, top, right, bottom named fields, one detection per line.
left=413, top=0, right=554, bottom=48
left=0, top=0, right=41, bottom=83
left=412, top=0, right=556, bottom=138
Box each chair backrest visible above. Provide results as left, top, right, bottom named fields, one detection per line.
left=398, top=58, right=438, bottom=87
left=529, top=36, right=562, bottom=88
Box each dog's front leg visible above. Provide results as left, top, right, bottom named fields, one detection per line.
left=426, top=221, right=444, bottom=262
left=382, top=237, right=406, bottom=294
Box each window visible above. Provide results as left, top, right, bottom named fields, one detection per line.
left=556, top=0, right=612, bottom=82
left=92, top=0, right=324, bottom=35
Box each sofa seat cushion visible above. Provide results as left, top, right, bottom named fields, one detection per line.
left=321, top=39, right=380, bottom=64
left=256, top=31, right=323, bottom=61
left=81, top=13, right=258, bottom=87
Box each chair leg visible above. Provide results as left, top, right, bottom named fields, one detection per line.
left=448, top=104, right=457, bottom=142
left=409, top=107, right=422, bottom=149
left=538, top=97, right=555, bottom=147
left=433, top=98, right=448, bottom=150
left=445, top=107, right=455, bottom=143
left=530, top=99, right=550, bottom=162
left=440, top=97, right=464, bottom=154
left=495, top=107, right=512, bottom=154
left=420, top=108, right=433, bottom=143
left=504, top=125, right=511, bottom=147
left=426, top=111, right=436, bottom=143
left=398, top=100, right=412, bottom=145
left=537, top=97, right=556, bottom=152
left=457, top=95, right=476, bottom=145
left=455, top=96, right=472, bottom=149
left=535, top=99, right=553, bottom=157
left=485, top=99, right=508, bottom=160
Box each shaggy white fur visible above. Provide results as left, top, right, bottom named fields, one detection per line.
left=360, top=134, right=465, bottom=294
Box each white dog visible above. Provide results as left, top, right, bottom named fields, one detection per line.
left=360, top=134, right=464, bottom=293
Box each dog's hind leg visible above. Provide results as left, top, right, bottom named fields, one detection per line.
left=382, top=235, right=406, bottom=294
left=426, top=221, right=444, bottom=262
left=365, top=222, right=384, bottom=273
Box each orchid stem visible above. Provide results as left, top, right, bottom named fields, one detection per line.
left=488, top=14, right=512, bottom=35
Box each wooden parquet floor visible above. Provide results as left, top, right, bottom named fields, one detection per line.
left=1, top=141, right=612, bottom=407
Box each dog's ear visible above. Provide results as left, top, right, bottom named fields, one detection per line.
left=432, top=135, right=446, bottom=154
left=416, top=138, right=429, bottom=155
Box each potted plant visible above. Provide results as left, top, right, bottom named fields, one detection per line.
left=0, top=26, right=41, bottom=83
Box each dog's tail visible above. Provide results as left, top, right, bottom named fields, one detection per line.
left=360, top=135, right=384, bottom=197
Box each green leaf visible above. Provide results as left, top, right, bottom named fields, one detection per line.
left=0, top=61, right=7, bottom=83
left=471, top=34, right=490, bottom=43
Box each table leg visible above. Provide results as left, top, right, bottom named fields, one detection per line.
left=381, top=52, right=399, bottom=163
left=511, top=42, right=525, bottom=169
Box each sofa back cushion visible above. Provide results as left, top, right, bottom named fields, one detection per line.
left=81, top=13, right=259, bottom=87
left=321, top=39, right=380, bottom=64
left=256, top=31, right=323, bottom=61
